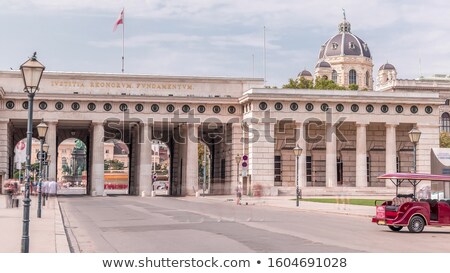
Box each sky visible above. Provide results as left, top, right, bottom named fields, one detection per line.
left=0, top=0, right=449, bottom=88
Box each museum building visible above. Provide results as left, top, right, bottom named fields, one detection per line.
left=1, top=16, right=449, bottom=197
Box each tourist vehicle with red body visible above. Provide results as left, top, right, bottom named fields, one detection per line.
left=372, top=173, right=450, bottom=233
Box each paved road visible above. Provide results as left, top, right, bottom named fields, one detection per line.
left=59, top=196, right=450, bottom=253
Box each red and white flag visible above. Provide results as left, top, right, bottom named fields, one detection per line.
left=113, top=8, right=124, bottom=32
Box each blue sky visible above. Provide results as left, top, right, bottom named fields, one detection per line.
left=0, top=0, right=449, bottom=87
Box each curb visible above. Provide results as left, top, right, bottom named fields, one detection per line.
left=54, top=197, right=71, bottom=253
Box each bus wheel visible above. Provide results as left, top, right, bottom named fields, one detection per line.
left=388, top=225, right=403, bottom=232
left=408, top=215, right=425, bottom=233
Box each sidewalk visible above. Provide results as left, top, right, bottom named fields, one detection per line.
left=182, top=194, right=377, bottom=217
left=0, top=194, right=70, bottom=253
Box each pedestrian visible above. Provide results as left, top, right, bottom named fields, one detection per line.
left=42, top=180, right=50, bottom=200
left=49, top=180, right=57, bottom=196
left=236, top=186, right=242, bottom=205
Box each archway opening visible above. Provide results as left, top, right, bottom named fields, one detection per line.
left=198, top=141, right=211, bottom=195
left=13, top=138, right=41, bottom=194
left=57, top=138, right=87, bottom=194
left=104, top=139, right=130, bottom=194
left=151, top=140, right=171, bottom=195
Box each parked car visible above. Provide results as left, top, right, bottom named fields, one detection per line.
left=372, top=172, right=450, bottom=233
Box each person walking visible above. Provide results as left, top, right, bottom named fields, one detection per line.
left=236, top=186, right=242, bottom=205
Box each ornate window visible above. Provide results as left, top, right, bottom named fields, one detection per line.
left=182, top=105, right=190, bottom=113
left=351, top=104, right=359, bottom=112
left=227, top=106, right=236, bottom=114
left=55, top=101, right=64, bottom=110
left=332, top=70, right=337, bottom=83
left=151, top=104, right=159, bottom=112
left=366, top=104, right=374, bottom=113
left=332, top=42, right=338, bottom=50
left=166, top=104, right=175, bottom=113
left=39, top=101, right=47, bottom=110
left=103, top=103, right=112, bottom=111
left=71, top=102, right=80, bottom=111
left=259, top=102, right=267, bottom=110
left=425, top=106, right=433, bottom=114
left=119, top=103, right=128, bottom=112
left=305, top=103, right=314, bottom=111
left=320, top=103, right=329, bottom=112
left=336, top=104, right=344, bottom=112
left=212, top=105, right=221, bottom=113
left=395, top=105, right=403, bottom=113
left=441, top=112, right=450, bottom=132
left=274, top=102, right=283, bottom=111
left=197, top=105, right=206, bottom=113
left=290, top=102, right=298, bottom=111
left=135, top=104, right=144, bottom=112
left=5, top=101, right=14, bottom=109
left=349, top=69, right=357, bottom=85
left=22, top=101, right=28, bottom=110
left=410, top=105, right=418, bottom=114
left=87, top=103, right=96, bottom=111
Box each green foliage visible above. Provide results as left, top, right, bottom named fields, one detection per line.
left=314, top=77, right=346, bottom=90
left=104, top=159, right=125, bottom=170
left=282, top=77, right=313, bottom=89
left=440, top=132, right=450, bottom=148
left=348, top=84, right=359, bottom=90
left=282, top=76, right=347, bottom=90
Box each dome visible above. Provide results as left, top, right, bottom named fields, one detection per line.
left=318, top=19, right=371, bottom=59
left=379, top=63, right=396, bottom=71
left=315, top=61, right=331, bottom=68
left=298, top=70, right=312, bottom=77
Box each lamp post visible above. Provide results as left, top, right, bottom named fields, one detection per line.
left=408, top=127, right=422, bottom=173
left=235, top=154, right=241, bottom=194
left=36, top=130, right=48, bottom=217
left=293, top=145, right=303, bottom=207
left=409, top=127, right=421, bottom=198
left=20, top=52, right=45, bottom=253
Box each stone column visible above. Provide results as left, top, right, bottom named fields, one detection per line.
left=248, top=122, right=275, bottom=195
left=91, top=122, right=105, bottom=195
left=46, top=121, right=57, bottom=181
left=356, top=123, right=368, bottom=187
left=230, top=123, right=243, bottom=195
left=185, top=124, right=199, bottom=196
left=385, top=123, right=397, bottom=188
left=0, top=120, right=9, bottom=192
left=138, top=122, right=152, bottom=196
left=295, top=122, right=307, bottom=188
left=326, top=123, right=337, bottom=187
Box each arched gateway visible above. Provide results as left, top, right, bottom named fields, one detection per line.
left=0, top=71, right=442, bottom=196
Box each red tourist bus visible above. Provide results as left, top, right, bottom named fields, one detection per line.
left=372, top=173, right=450, bottom=233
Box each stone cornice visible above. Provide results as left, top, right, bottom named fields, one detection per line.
left=3, top=92, right=240, bottom=105
left=239, top=88, right=442, bottom=105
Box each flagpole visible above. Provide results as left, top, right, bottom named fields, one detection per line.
left=122, top=8, right=125, bottom=73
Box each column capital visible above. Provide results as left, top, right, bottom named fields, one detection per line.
left=356, top=122, right=368, bottom=127
left=385, top=123, right=399, bottom=128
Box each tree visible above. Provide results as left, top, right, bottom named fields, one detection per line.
left=282, top=77, right=313, bottom=89
left=314, top=77, right=346, bottom=90
left=282, top=76, right=346, bottom=90
left=104, top=159, right=125, bottom=170
left=440, top=132, right=450, bottom=148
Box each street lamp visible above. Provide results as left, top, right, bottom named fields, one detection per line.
left=36, top=121, right=48, bottom=218
left=293, top=145, right=303, bottom=207
left=20, top=52, right=45, bottom=253
left=408, top=127, right=421, bottom=198
left=408, top=127, right=421, bottom=173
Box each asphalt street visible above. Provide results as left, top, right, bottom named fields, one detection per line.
left=59, top=196, right=450, bottom=253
